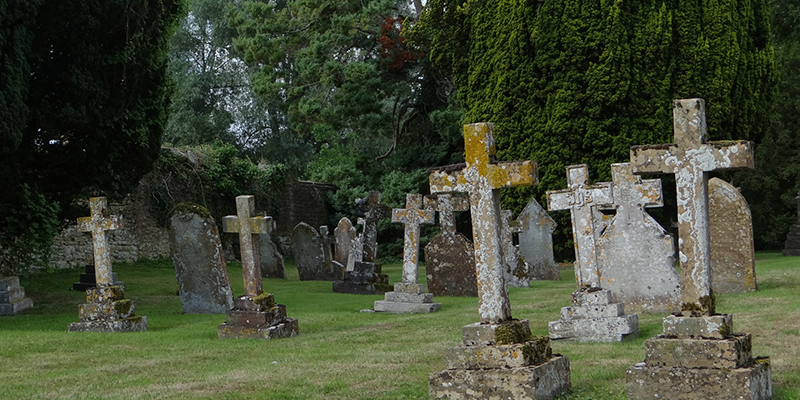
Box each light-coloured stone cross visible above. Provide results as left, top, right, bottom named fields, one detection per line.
left=77, top=197, right=122, bottom=289
left=547, top=165, right=613, bottom=288
left=392, top=193, right=435, bottom=284
left=222, top=195, right=269, bottom=297
left=610, top=163, right=663, bottom=224
left=630, top=98, right=754, bottom=314
left=429, top=194, right=470, bottom=235
left=429, top=122, right=537, bottom=324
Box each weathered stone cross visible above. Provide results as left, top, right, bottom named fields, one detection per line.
left=630, top=98, right=754, bottom=314
left=609, top=162, right=663, bottom=224
left=77, top=197, right=122, bottom=290
left=222, top=195, right=269, bottom=298
left=392, top=193, right=435, bottom=284
left=429, top=122, right=537, bottom=324
left=433, top=194, right=470, bottom=236
left=356, top=191, right=391, bottom=262
left=547, top=165, right=613, bottom=288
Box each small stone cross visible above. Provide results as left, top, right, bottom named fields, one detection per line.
left=392, top=193, right=435, bottom=284
left=77, top=197, right=122, bottom=290
left=222, top=195, right=269, bottom=298
left=630, top=98, right=754, bottom=314
left=610, top=163, right=663, bottom=224
left=547, top=165, right=613, bottom=288
left=431, top=194, right=470, bottom=235
left=429, top=122, right=538, bottom=324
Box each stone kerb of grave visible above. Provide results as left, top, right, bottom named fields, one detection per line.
left=374, top=193, right=441, bottom=313
left=68, top=197, right=147, bottom=332
left=168, top=202, right=234, bottom=314
left=708, top=178, right=757, bottom=293
left=0, top=277, right=34, bottom=316
left=516, top=197, right=560, bottom=281
left=291, top=222, right=344, bottom=281
left=782, top=193, right=800, bottom=256
left=626, top=98, right=770, bottom=398
left=427, top=123, right=570, bottom=400
left=218, top=195, right=298, bottom=340
left=423, top=194, right=478, bottom=297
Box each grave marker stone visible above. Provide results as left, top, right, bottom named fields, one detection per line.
left=346, top=218, right=366, bottom=271
left=516, top=198, right=560, bottom=281
left=333, top=217, right=356, bottom=266
left=292, top=222, right=344, bottom=281
left=354, top=191, right=391, bottom=262
left=168, top=203, right=234, bottom=314
left=332, top=261, right=391, bottom=295
left=71, top=264, right=123, bottom=292
left=427, top=123, right=570, bottom=399
left=708, top=178, right=757, bottom=293
left=782, top=193, right=800, bottom=256
left=0, top=277, right=33, bottom=316
left=68, top=197, right=147, bottom=332
left=424, top=194, right=478, bottom=297
left=257, top=213, right=285, bottom=279
left=500, top=209, right=530, bottom=288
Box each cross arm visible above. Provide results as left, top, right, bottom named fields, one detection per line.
left=222, top=216, right=240, bottom=233
left=429, top=170, right=467, bottom=194
left=546, top=189, right=573, bottom=212
left=630, top=144, right=678, bottom=174
left=392, top=208, right=435, bottom=225
left=705, top=140, right=754, bottom=171
left=488, top=161, right=538, bottom=189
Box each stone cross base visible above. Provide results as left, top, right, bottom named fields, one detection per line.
left=72, top=264, right=124, bottom=292
left=332, top=261, right=391, bottom=295
left=68, top=286, right=147, bottom=332
left=0, top=277, right=34, bottom=316
left=373, top=283, right=441, bottom=313
left=626, top=315, right=772, bottom=399
left=428, top=320, right=571, bottom=400
left=217, top=294, right=298, bottom=340
left=548, top=288, right=639, bottom=342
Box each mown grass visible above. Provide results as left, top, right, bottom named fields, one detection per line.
left=1, top=252, right=798, bottom=399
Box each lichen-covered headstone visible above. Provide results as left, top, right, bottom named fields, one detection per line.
left=516, top=198, right=560, bottom=281
left=168, top=203, right=234, bottom=314
left=708, top=178, right=757, bottom=293
left=424, top=194, right=478, bottom=297
left=292, top=222, right=343, bottom=281
left=354, top=191, right=391, bottom=262
left=333, top=217, right=356, bottom=266
left=596, top=163, right=680, bottom=313
left=427, top=123, right=570, bottom=399
left=500, top=210, right=530, bottom=288
left=257, top=214, right=285, bottom=279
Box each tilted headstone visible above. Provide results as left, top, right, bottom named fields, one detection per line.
left=257, top=213, right=285, bottom=279
left=218, top=195, right=298, bottom=340
left=783, top=193, right=800, bottom=256
left=374, top=193, right=440, bottom=313
left=68, top=197, right=147, bottom=332
left=626, top=99, right=770, bottom=397
left=424, top=194, right=477, bottom=297
left=291, top=222, right=344, bottom=281
left=0, top=277, right=33, bottom=316
left=427, top=123, right=570, bottom=399
left=547, top=165, right=639, bottom=342
left=168, top=203, right=234, bottom=314
left=333, top=217, right=356, bottom=266
left=596, top=163, right=680, bottom=314
left=708, top=178, right=757, bottom=293
left=516, top=198, right=560, bottom=281
left=354, top=191, right=391, bottom=262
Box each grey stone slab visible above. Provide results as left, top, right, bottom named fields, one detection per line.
left=444, top=339, right=552, bottom=369
left=461, top=320, right=531, bottom=346
left=708, top=178, right=757, bottom=293
left=0, top=297, right=33, bottom=316
left=559, top=302, right=624, bottom=319
left=626, top=361, right=772, bottom=400
left=662, top=314, right=733, bottom=339
left=393, top=282, right=426, bottom=294
left=217, top=318, right=299, bottom=340
left=258, top=225, right=285, bottom=279
left=292, top=222, right=341, bottom=281
left=0, top=276, right=20, bottom=291
left=333, top=217, right=356, bottom=267
left=169, top=204, right=234, bottom=314
left=373, top=301, right=441, bottom=313
left=548, top=313, right=639, bottom=342
left=68, top=316, right=148, bottom=333
left=571, top=287, right=612, bottom=306
left=383, top=291, right=434, bottom=303
left=517, top=198, right=560, bottom=281
left=644, top=334, right=753, bottom=369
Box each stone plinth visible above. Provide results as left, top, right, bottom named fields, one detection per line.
left=0, top=277, right=34, bottom=316
left=626, top=314, right=771, bottom=400
left=72, top=264, right=123, bottom=292
left=332, top=261, right=391, bottom=295
left=549, top=287, right=639, bottom=342
left=374, top=283, right=441, bottom=313
left=429, top=320, right=570, bottom=400
left=68, top=286, right=147, bottom=332
left=217, top=294, right=298, bottom=340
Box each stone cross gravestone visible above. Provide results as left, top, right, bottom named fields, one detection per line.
left=68, top=197, right=147, bottom=332
left=292, top=222, right=344, bottom=281
left=72, top=264, right=123, bottom=292
left=333, top=217, right=356, bottom=266
left=218, top=195, right=298, bottom=340
left=0, top=277, right=33, bottom=316
left=516, top=197, right=560, bottom=281
left=354, top=191, right=391, bottom=262
left=783, top=193, right=800, bottom=256
left=500, top=209, right=530, bottom=288
left=168, top=203, right=234, bottom=314
left=374, top=193, right=440, bottom=313
left=427, top=123, right=570, bottom=399
left=708, top=178, right=757, bottom=293
left=424, top=194, right=478, bottom=297
left=596, top=163, right=680, bottom=313
left=257, top=213, right=285, bottom=279
left=626, top=99, right=770, bottom=398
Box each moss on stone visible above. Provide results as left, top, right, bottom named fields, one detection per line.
left=494, top=320, right=532, bottom=345
left=112, top=299, right=133, bottom=315
left=169, top=202, right=213, bottom=220
left=252, top=292, right=276, bottom=310
left=719, top=321, right=732, bottom=338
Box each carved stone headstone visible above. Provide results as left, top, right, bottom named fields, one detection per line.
left=291, top=222, right=344, bottom=281
left=516, top=198, right=560, bottom=281
left=500, top=210, right=530, bottom=288
left=626, top=99, right=770, bottom=397
left=354, top=191, right=391, bottom=262
left=427, top=123, right=570, bottom=399
left=0, top=277, right=33, bottom=316
left=69, top=197, right=147, bottom=332
left=257, top=214, right=285, bottom=279
left=708, top=178, right=757, bottom=293
left=424, top=194, right=477, bottom=297
left=596, top=163, right=680, bottom=313
left=333, top=217, right=356, bottom=266
left=168, top=203, right=234, bottom=314
left=782, top=193, right=800, bottom=256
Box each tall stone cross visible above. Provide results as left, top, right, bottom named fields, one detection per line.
left=392, top=193, right=435, bottom=284
left=547, top=165, right=613, bottom=288
left=630, top=98, right=754, bottom=314
left=429, top=122, right=537, bottom=324
left=222, top=195, right=269, bottom=298
left=610, top=162, right=663, bottom=224
left=77, top=197, right=122, bottom=290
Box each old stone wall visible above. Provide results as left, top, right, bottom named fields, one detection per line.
left=272, top=179, right=336, bottom=235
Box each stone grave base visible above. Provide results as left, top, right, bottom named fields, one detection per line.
left=68, top=285, right=147, bottom=332
left=217, top=294, right=299, bottom=340
left=332, top=261, right=391, bottom=295
left=782, top=222, right=800, bottom=256
left=374, top=283, right=441, bottom=313
left=626, top=361, right=771, bottom=399
left=549, top=287, right=639, bottom=342
left=429, top=320, right=570, bottom=400
left=72, top=264, right=123, bottom=291
left=68, top=316, right=148, bottom=332
left=0, top=276, right=34, bottom=316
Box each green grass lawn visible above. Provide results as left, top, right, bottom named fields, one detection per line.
left=1, top=252, right=798, bottom=399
